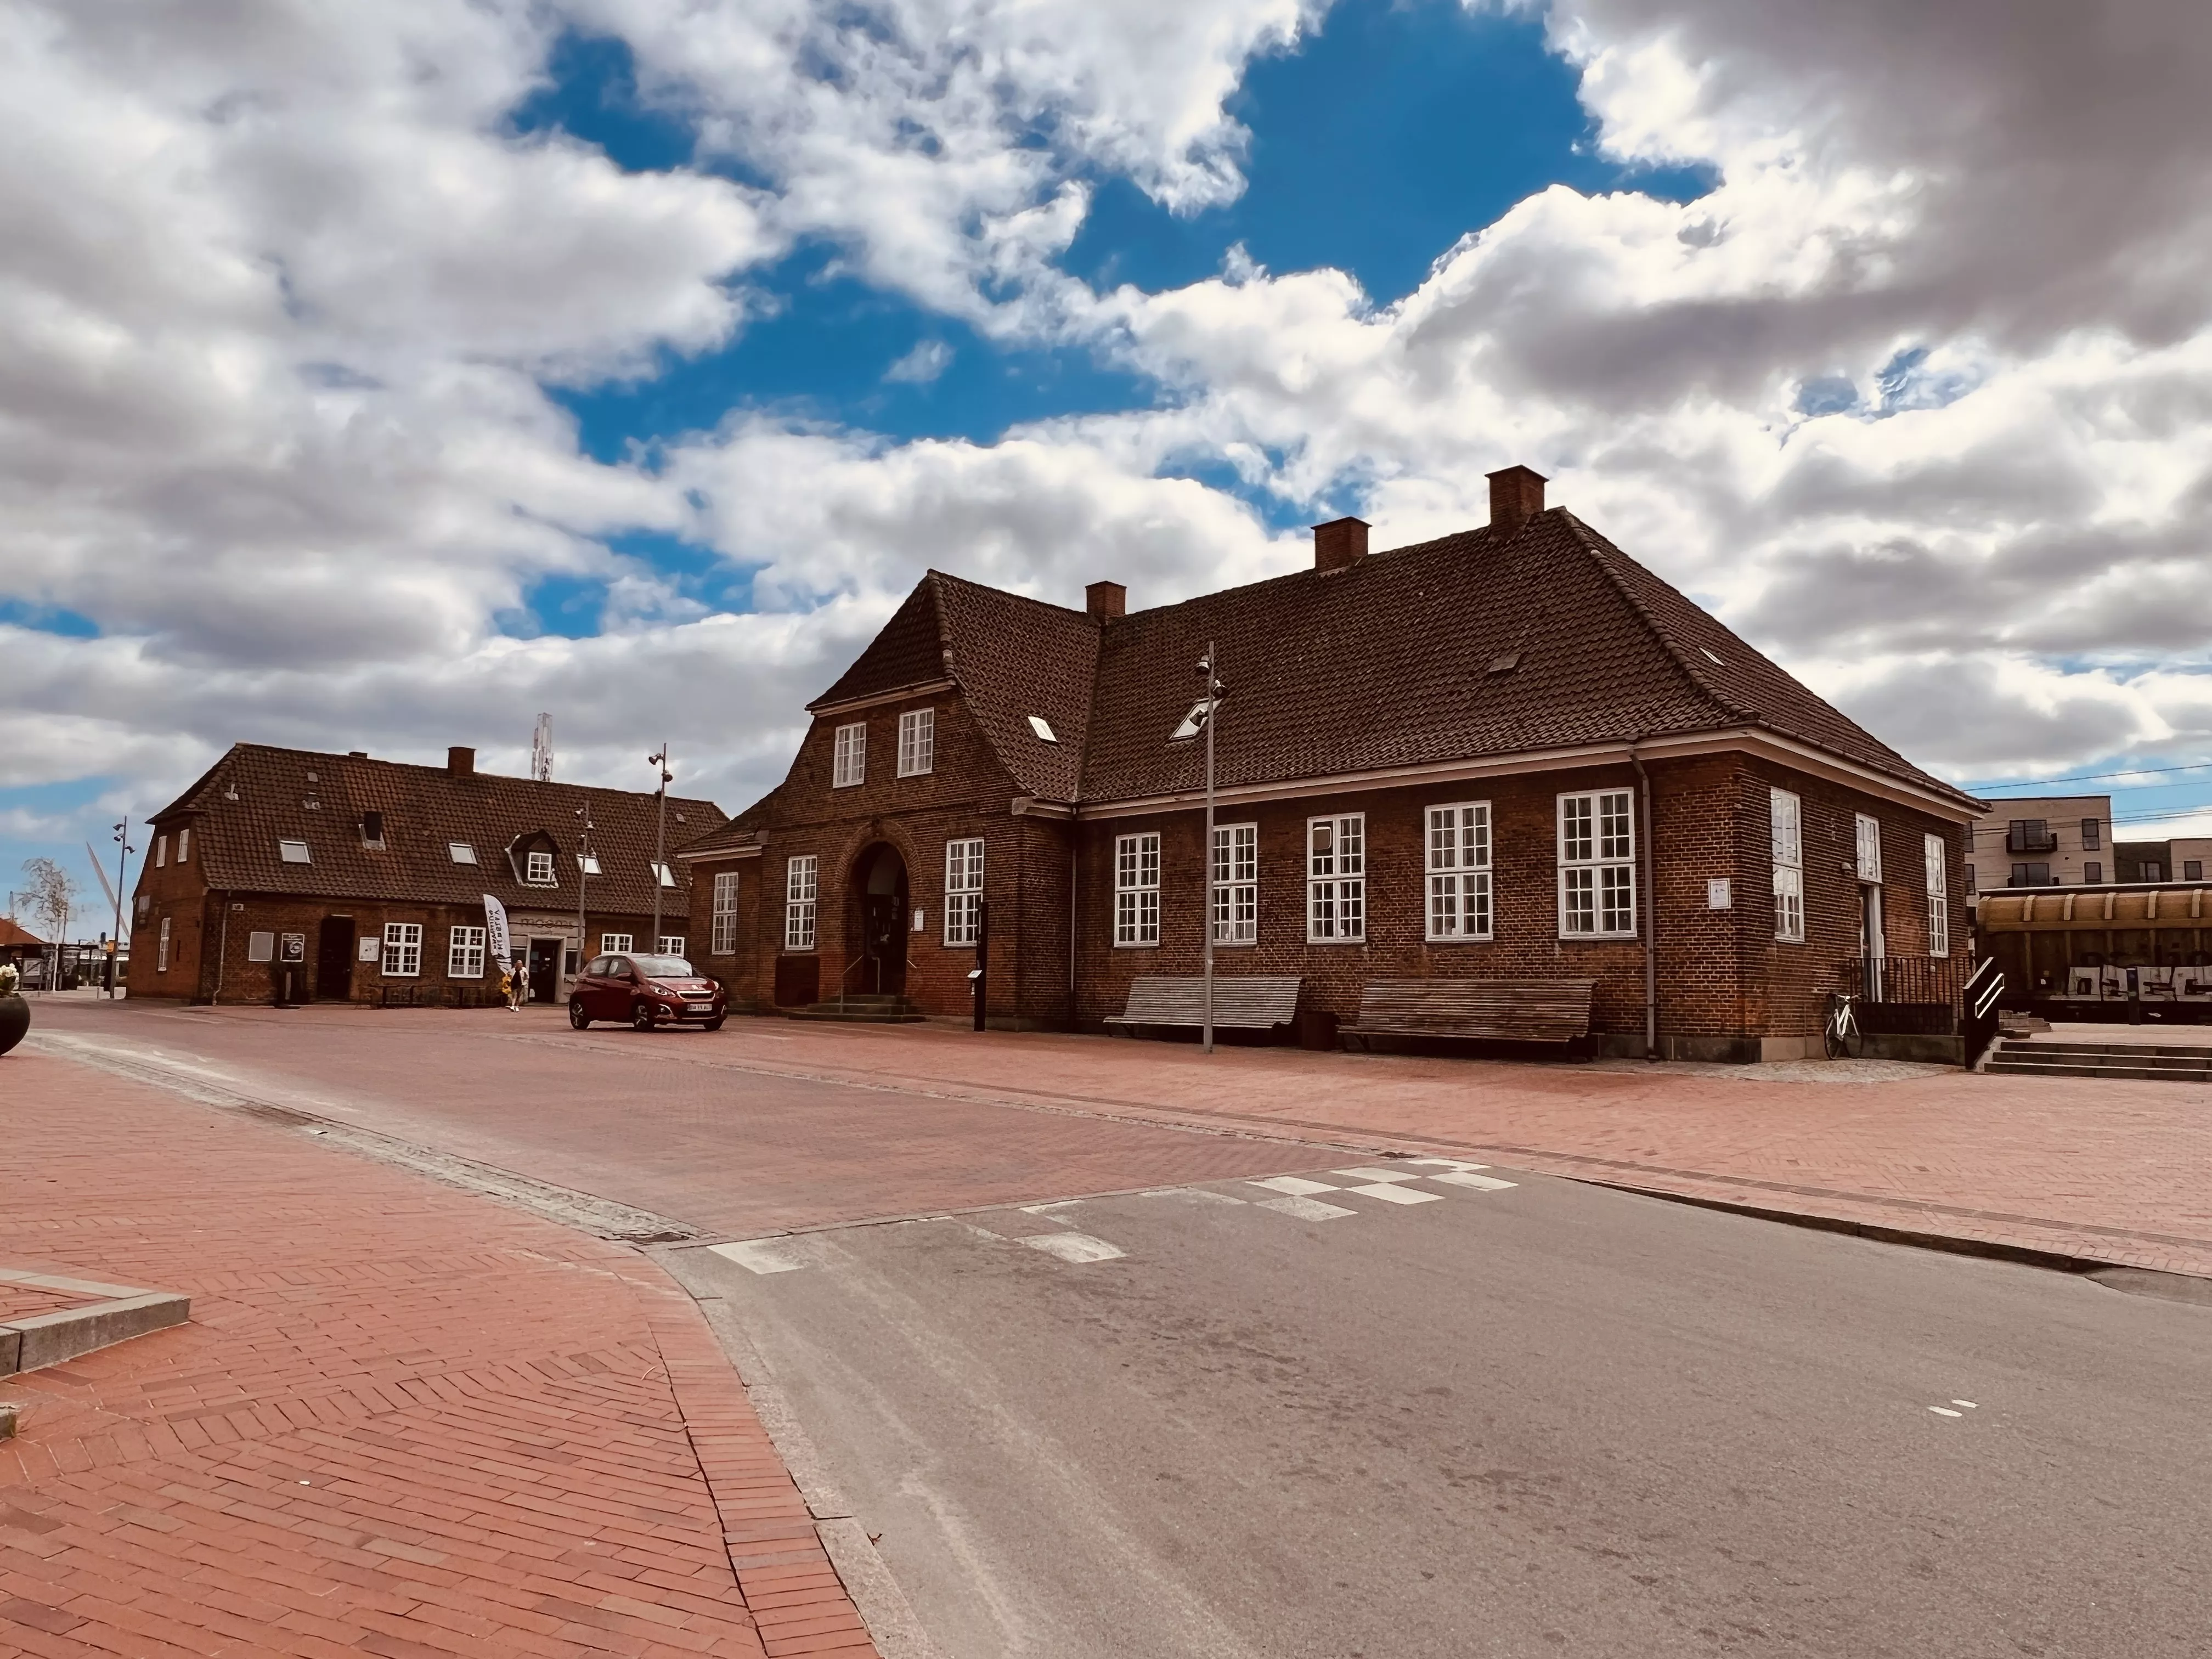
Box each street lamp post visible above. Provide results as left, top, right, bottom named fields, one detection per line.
left=1198, top=643, right=1223, bottom=1055
left=575, top=794, right=594, bottom=985
left=110, top=817, right=133, bottom=997
left=647, top=744, right=672, bottom=951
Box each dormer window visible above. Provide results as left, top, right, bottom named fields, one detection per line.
left=1028, top=715, right=1058, bottom=743
left=279, top=839, right=312, bottom=865
left=1170, top=699, right=1218, bottom=741
left=449, top=842, right=478, bottom=865
left=526, top=850, right=555, bottom=884
left=361, top=810, right=385, bottom=850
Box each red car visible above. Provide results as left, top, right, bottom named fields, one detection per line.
left=569, top=952, right=726, bottom=1032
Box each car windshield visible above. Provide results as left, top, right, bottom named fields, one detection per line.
left=634, top=955, right=695, bottom=978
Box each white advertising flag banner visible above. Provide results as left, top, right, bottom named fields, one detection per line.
left=483, top=894, right=512, bottom=969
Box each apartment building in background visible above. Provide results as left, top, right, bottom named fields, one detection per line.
left=1965, top=796, right=2112, bottom=890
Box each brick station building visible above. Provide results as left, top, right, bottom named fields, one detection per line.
left=684, top=467, right=1983, bottom=1059
left=129, top=743, right=724, bottom=1007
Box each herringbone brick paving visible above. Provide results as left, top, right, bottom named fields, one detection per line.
left=0, top=1052, right=878, bottom=1658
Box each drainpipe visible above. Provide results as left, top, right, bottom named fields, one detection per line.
left=1629, top=747, right=1658, bottom=1062
left=1068, top=808, right=1080, bottom=1030
left=213, top=890, right=230, bottom=1007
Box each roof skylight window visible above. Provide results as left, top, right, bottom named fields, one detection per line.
left=1701, top=647, right=1725, bottom=666
left=578, top=852, right=601, bottom=875
left=1170, top=698, right=1219, bottom=740
left=1028, top=715, right=1058, bottom=743
left=449, top=842, right=478, bottom=864
left=278, top=839, right=312, bottom=864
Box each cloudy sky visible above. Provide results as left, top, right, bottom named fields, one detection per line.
left=5, top=0, right=2211, bottom=924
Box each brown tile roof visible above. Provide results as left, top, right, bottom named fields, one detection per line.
left=148, top=745, right=726, bottom=916
left=0, top=917, right=46, bottom=949
left=798, top=505, right=1974, bottom=813
left=809, top=571, right=1100, bottom=801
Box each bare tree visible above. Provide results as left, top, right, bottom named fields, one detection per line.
left=19, top=857, right=77, bottom=988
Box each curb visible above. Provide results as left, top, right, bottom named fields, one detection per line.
left=1, top=1269, right=190, bottom=1376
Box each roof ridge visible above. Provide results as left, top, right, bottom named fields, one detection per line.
left=926, top=567, right=1094, bottom=623
left=1553, top=512, right=1750, bottom=729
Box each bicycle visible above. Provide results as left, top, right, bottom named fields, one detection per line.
left=1822, top=990, right=1861, bottom=1060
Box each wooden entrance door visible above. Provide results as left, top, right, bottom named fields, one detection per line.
left=315, top=917, right=355, bottom=1000
left=863, top=894, right=907, bottom=995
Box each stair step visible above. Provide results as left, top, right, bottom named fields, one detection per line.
left=1997, top=1041, right=2212, bottom=1063
left=1986, top=1058, right=2212, bottom=1082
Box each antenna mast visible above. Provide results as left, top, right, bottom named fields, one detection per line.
left=531, top=714, right=554, bottom=782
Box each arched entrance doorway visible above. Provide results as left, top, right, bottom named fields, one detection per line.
left=851, top=843, right=910, bottom=995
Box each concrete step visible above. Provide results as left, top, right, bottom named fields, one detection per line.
left=788, top=995, right=929, bottom=1023
left=1996, top=1039, right=2212, bottom=1063
left=1985, top=1056, right=2212, bottom=1082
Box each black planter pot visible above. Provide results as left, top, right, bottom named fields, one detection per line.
left=0, top=992, right=28, bottom=1058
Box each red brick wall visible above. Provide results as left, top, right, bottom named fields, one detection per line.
left=126, top=813, right=212, bottom=1000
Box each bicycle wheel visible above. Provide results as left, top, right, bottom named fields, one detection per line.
left=1822, top=995, right=1849, bottom=1060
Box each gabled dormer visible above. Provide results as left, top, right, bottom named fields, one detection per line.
left=505, top=829, right=563, bottom=889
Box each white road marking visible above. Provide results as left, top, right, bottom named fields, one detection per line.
left=1331, top=1167, right=1423, bottom=1183
left=710, top=1239, right=807, bottom=1274
left=1145, top=1187, right=1248, bottom=1206
left=1348, top=1183, right=1445, bottom=1205
left=1020, top=1201, right=1084, bottom=1218
left=1257, top=1195, right=1358, bottom=1221
left=1249, top=1176, right=1342, bottom=1197
left=1024, top=1233, right=1126, bottom=1264
left=1410, top=1158, right=1489, bottom=1171
left=1427, top=1171, right=1519, bottom=1191
left=1952, top=1401, right=1978, bottom=1409
left=1928, top=1406, right=1963, bottom=1418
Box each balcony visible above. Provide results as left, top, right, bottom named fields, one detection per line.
left=2006, top=823, right=2057, bottom=854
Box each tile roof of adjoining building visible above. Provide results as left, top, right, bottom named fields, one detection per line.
left=674, top=784, right=781, bottom=859
left=1, top=917, right=46, bottom=949
left=147, top=744, right=726, bottom=916
left=802, top=505, right=1978, bottom=812
left=809, top=571, right=1101, bottom=800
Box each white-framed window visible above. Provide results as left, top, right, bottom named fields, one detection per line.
left=600, top=932, right=634, bottom=955
left=448, top=926, right=486, bottom=979
left=381, top=922, right=423, bottom=978
left=1212, top=823, right=1257, bottom=945
left=278, top=839, right=311, bottom=865
left=833, top=721, right=866, bottom=787
left=449, top=842, right=478, bottom=865
left=156, top=916, right=170, bottom=972
left=1559, top=789, right=1635, bottom=938
left=945, top=838, right=986, bottom=946
left=651, top=861, right=675, bottom=888
left=1425, top=802, right=1492, bottom=941
left=1307, top=814, right=1365, bottom=943
left=1115, top=832, right=1161, bottom=946
left=658, top=935, right=685, bottom=957
left=1028, top=715, right=1057, bottom=743
left=710, top=871, right=741, bottom=955
left=178, top=827, right=191, bottom=864
left=1925, top=832, right=1949, bottom=957
left=525, top=849, right=555, bottom=884
left=577, top=852, right=601, bottom=875
left=1771, top=787, right=1805, bottom=944
left=155, top=834, right=168, bottom=868
left=1855, top=813, right=1883, bottom=883
left=785, top=856, right=818, bottom=950
left=898, top=708, right=935, bottom=777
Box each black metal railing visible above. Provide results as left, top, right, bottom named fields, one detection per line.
left=1838, top=955, right=1968, bottom=1008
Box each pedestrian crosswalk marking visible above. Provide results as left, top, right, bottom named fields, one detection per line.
left=1428, top=1171, right=1517, bottom=1191
left=1024, top=1232, right=1125, bottom=1264
left=1256, top=1195, right=1357, bottom=1222
left=710, top=1239, right=806, bottom=1274
left=1331, top=1167, right=1423, bottom=1183
left=1249, top=1176, right=1341, bottom=1197
left=1347, top=1182, right=1444, bottom=1205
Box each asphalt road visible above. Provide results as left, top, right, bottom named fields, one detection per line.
left=670, top=1159, right=2212, bottom=1659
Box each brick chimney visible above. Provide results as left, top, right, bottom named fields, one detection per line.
left=1312, top=517, right=1369, bottom=572
left=1486, top=465, right=1548, bottom=535
left=1085, top=580, right=1126, bottom=619
left=447, top=746, right=475, bottom=777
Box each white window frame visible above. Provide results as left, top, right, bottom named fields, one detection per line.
left=600, top=932, right=634, bottom=955
left=1425, top=802, right=1492, bottom=942
left=278, top=839, right=311, bottom=865
left=897, top=708, right=935, bottom=777
left=657, top=935, right=685, bottom=957
left=1771, top=787, right=1805, bottom=944
left=1114, top=832, right=1161, bottom=947
left=1855, top=813, right=1883, bottom=883
left=785, top=856, right=818, bottom=951
left=178, top=827, right=190, bottom=864
left=1925, top=832, right=1949, bottom=958
left=945, top=838, right=986, bottom=947
left=577, top=851, right=601, bottom=875
left=651, top=861, right=675, bottom=888
left=155, top=834, right=168, bottom=868
left=381, top=922, right=423, bottom=978
left=832, top=721, right=866, bottom=788
left=710, top=871, right=741, bottom=955
left=1211, top=823, right=1257, bottom=946
left=1558, top=789, right=1637, bottom=939
left=524, top=849, right=555, bottom=884
left=449, top=842, right=478, bottom=865
left=1307, top=814, right=1365, bottom=943
left=448, top=926, right=486, bottom=979
left=156, top=916, right=170, bottom=973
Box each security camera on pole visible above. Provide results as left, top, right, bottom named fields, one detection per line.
left=1197, top=643, right=1224, bottom=1055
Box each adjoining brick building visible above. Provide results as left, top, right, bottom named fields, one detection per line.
left=682, top=468, right=1983, bottom=1060
left=129, top=744, right=725, bottom=1007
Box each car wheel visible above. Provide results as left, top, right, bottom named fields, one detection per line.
left=568, top=998, right=590, bottom=1030
left=703, top=1015, right=725, bottom=1032
left=631, top=1000, right=657, bottom=1032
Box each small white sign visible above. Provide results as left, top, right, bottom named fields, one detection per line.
left=357, top=936, right=380, bottom=962
left=1707, top=878, right=1733, bottom=910
left=911, top=907, right=927, bottom=933
left=246, top=932, right=275, bottom=963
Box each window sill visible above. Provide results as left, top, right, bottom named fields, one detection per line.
left=1305, top=938, right=1368, bottom=946
left=831, top=780, right=864, bottom=789
left=895, top=769, right=933, bottom=780
left=1111, top=940, right=1158, bottom=950
left=1423, top=934, right=1494, bottom=945
left=1556, top=932, right=1638, bottom=943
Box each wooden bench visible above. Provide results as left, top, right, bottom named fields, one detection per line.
left=1341, top=978, right=1596, bottom=1052
left=1106, top=975, right=1302, bottom=1037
